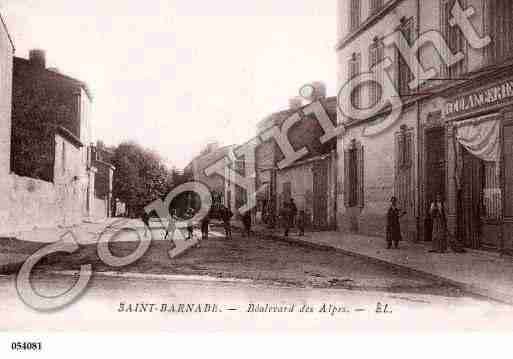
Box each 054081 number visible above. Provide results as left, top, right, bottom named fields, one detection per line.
left=11, top=342, right=42, bottom=351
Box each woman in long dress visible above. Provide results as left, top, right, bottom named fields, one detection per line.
left=386, top=197, right=406, bottom=249
left=429, top=194, right=447, bottom=253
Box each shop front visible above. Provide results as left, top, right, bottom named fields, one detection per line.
left=440, top=76, right=513, bottom=253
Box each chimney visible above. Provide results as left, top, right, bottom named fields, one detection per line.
left=310, top=81, right=327, bottom=100
left=29, top=49, right=46, bottom=69
left=289, top=97, right=303, bottom=110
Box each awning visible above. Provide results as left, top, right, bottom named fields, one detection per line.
left=455, top=114, right=501, bottom=162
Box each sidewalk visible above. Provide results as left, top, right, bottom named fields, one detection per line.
left=238, top=220, right=513, bottom=304
left=0, top=217, right=127, bottom=274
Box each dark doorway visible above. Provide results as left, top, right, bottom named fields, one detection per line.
left=425, top=127, right=446, bottom=205
left=313, top=160, right=329, bottom=229
left=461, top=148, right=483, bottom=249
left=425, top=127, right=446, bottom=242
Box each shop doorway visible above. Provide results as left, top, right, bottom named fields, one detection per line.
left=425, top=127, right=446, bottom=241
left=461, top=147, right=501, bottom=249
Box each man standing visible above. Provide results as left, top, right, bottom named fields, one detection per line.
left=284, top=198, right=297, bottom=237
left=184, top=206, right=195, bottom=240
left=199, top=210, right=211, bottom=247
left=242, top=210, right=252, bottom=237
left=222, top=206, right=233, bottom=240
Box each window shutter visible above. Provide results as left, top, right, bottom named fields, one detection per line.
left=397, top=133, right=405, bottom=169
left=405, top=131, right=413, bottom=168
left=344, top=149, right=351, bottom=207
left=350, top=0, right=360, bottom=31
left=349, top=54, right=361, bottom=109
left=357, top=145, right=365, bottom=208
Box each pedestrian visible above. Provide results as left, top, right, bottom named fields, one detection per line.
left=200, top=211, right=211, bottom=245
left=141, top=211, right=151, bottom=239
left=184, top=206, right=195, bottom=240
left=222, top=206, right=233, bottom=240
left=429, top=194, right=448, bottom=253
left=297, top=209, right=306, bottom=236
left=386, top=197, right=406, bottom=249
left=242, top=210, right=252, bottom=237
left=164, top=208, right=177, bottom=240
left=284, top=198, right=297, bottom=237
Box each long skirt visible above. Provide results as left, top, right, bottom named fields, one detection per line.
left=431, top=217, right=447, bottom=252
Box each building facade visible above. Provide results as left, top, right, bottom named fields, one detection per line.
left=185, top=143, right=235, bottom=207
left=0, top=14, right=15, bottom=233
left=2, top=47, right=103, bottom=233
left=253, top=96, right=338, bottom=229
left=337, top=0, right=513, bottom=253
left=91, top=142, right=115, bottom=220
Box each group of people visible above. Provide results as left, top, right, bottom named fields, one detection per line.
left=281, top=198, right=306, bottom=237
left=140, top=205, right=235, bottom=248
left=386, top=194, right=448, bottom=253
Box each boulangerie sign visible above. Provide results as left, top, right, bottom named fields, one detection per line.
left=445, top=80, right=513, bottom=117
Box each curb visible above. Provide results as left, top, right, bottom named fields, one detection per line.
left=247, top=227, right=511, bottom=305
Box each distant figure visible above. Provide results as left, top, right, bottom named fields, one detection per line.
left=222, top=206, right=233, bottom=240
left=242, top=210, right=252, bottom=237
left=284, top=198, right=298, bottom=237
left=386, top=197, right=406, bottom=249
left=297, top=210, right=306, bottom=236
left=200, top=211, right=211, bottom=245
left=164, top=208, right=177, bottom=241
left=429, top=194, right=448, bottom=253
left=184, top=206, right=195, bottom=240
left=141, top=211, right=151, bottom=238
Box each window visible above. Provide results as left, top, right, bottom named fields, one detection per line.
left=349, top=0, right=361, bottom=31
left=62, top=141, right=66, bottom=175
left=348, top=52, right=362, bottom=112
left=486, top=0, right=513, bottom=63
left=344, top=140, right=364, bottom=208
left=370, top=0, right=383, bottom=14
left=397, top=18, right=414, bottom=96
left=442, top=0, right=466, bottom=77
left=397, top=127, right=413, bottom=170
left=395, top=126, right=414, bottom=213
left=369, top=38, right=384, bottom=106
left=482, top=161, right=501, bottom=221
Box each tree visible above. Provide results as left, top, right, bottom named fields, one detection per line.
left=111, top=141, right=173, bottom=217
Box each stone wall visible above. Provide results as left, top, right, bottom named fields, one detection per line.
left=0, top=134, right=89, bottom=235
left=93, top=197, right=108, bottom=221
left=338, top=107, right=418, bottom=240
left=0, top=20, right=12, bottom=178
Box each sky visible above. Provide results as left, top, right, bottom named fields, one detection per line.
left=1, top=0, right=337, bottom=168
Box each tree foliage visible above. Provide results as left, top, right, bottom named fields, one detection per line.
left=111, top=141, right=173, bottom=217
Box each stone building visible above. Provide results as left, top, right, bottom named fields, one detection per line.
left=184, top=142, right=235, bottom=206
left=253, top=96, right=338, bottom=229
left=0, top=14, right=15, bottom=233
left=2, top=46, right=105, bottom=232
left=91, top=141, right=115, bottom=220
left=337, top=0, right=513, bottom=253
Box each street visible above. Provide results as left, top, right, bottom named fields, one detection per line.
left=35, top=223, right=465, bottom=296
left=2, top=224, right=512, bottom=331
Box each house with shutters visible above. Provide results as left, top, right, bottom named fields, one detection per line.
left=337, top=0, right=513, bottom=254
left=253, top=95, right=338, bottom=230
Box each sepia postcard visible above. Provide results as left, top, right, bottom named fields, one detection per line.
left=0, top=0, right=513, bottom=356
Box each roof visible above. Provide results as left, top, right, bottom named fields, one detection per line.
left=184, top=145, right=235, bottom=172
left=56, top=125, right=83, bottom=148
left=257, top=96, right=338, bottom=134
left=14, top=57, right=93, bottom=100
